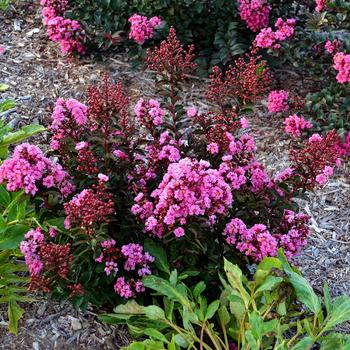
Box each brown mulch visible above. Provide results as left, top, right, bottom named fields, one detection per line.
left=0, top=0, right=350, bottom=347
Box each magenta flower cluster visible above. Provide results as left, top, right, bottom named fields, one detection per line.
left=40, top=0, right=85, bottom=54
left=132, top=157, right=233, bottom=238
left=0, top=143, right=75, bottom=196
left=238, top=0, right=271, bottom=32
left=224, top=208, right=310, bottom=261
left=134, top=98, right=166, bottom=126
left=128, top=14, right=162, bottom=45
left=255, top=18, right=296, bottom=49
left=268, top=90, right=289, bottom=113
left=95, top=240, right=154, bottom=298
left=50, top=98, right=88, bottom=150
left=223, top=218, right=277, bottom=261
left=284, top=114, right=313, bottom=138
left=20, top=228, right=45, bottom=277
left=333, top=52, right=350, bottom=84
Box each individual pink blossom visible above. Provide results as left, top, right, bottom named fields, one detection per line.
left=0, top=45, right=5, bottom=55
left=75, top=141, right=88, bottom=150
left=128, top=14, right=162, bottom=45
left=238, top=0, right=271, bottom=32
left=284, top=114, right=313, bottom=138
left=174, top=227, right=185, bottom=237
left=240, top=117, right=249, bottom=129
left=308, top=133, right=323, bottom=143
left=186, top=107, right=197, bottom=117
left=113, top=149, right=129, bottom=160
left=98, top=173, right=109, bottom=182
left=207, top=142, right=219, bottom=155
left=268, top=90, right=289, bottom=113
left=48, top=228, right=57, bottom=238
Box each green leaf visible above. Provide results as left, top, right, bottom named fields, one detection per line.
left=142, top=276, right=191, bottom=308
left=224, top=258, right=250, bottom=308
left=2, top=124, right=46, bottom=146
left=323, top=296, right=350, bottom=332
left=279, top=249, right=321, bottom=315
left=291, top=337, right=314, bottom=350
left=8, top=298, right=24, bottom=335
left=144, top=239, right=170, bottom=274
left=205, top=300, right=220, bottom=320
left=144, top=328, right=168, bottom=343
left=218, top=305, right=230, bottom=326
left=0, top=224, right=29, bottom=250
left=144, top=305, right=166, bottom=320
left=255, top=276, right=283, bottom=294
left=193, top=281, right=206, bottom=298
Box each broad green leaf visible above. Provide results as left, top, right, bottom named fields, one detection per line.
left=144, top=239, right=170, bottom=274
left=224, top=258, right=250, bottom=308
left=255, top=276, right=283, bottom=294
left=113, top=300, right=145, bottom=315
left=144, top=305, right=166, bottom=320
left=218, top=305, right=230, bottom=326
left=193, top=281, right=206, bottom=298
left=279, top=250, right=321, bottom=315
left=8, top=298, right=24, bottom=335
left=143, top=276, right=191, bottom=308
left=2, top=124, right=46, bottom=146
left=144, top=328, right=168, bottom=343
left=323, top=296, right=350, bottom=332
left=205, top=300, right=220, bottom=320
left=0, top=224, right=30, bottom=250
left=291, top=337, right=314, bottom=350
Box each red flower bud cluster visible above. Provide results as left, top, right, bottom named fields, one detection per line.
left=207, top=51, right=271, bottom=107
left=146, top=27, right=197, bottom=82
left=64, top=181, right=115, bottom=235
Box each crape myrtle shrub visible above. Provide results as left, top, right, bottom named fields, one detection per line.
left=4, top=29, right=342, bottom=308
left=254, top=0, right=350, bottom=139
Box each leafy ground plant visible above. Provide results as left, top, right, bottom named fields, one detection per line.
left=100, top=250, right=350, bottom=350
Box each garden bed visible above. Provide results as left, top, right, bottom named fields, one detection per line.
left=0, top=0, right=350, bottom=348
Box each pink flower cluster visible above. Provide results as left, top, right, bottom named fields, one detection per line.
left=223, top=218, right=277, bottom=261
left=275, top=210, right=310, bottom=259
left=20, top=228, right=45, bottom=276
left=95, top=240, right=154, bottom=298
left=333, top=52, right=350, bottom=84
left=284, top=114, right=313, bottom=138
left=40, top=0, right=85, bottom=54
left=255, top=18, right=296, bottom=49
left=134, top=98, right=166, bottom=127
left=0, top=143, right=74, bottom=196
left=268, top=90, right=289, bottom=113
left=128, top=14, right=162, bottom=45
left=132, top=158, right=233, bottom=238
left=50, top=98, right=88, bottom=150
left=238, top=0, right=271, bottom=32
left=224, top=209, right=310, bottom=261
